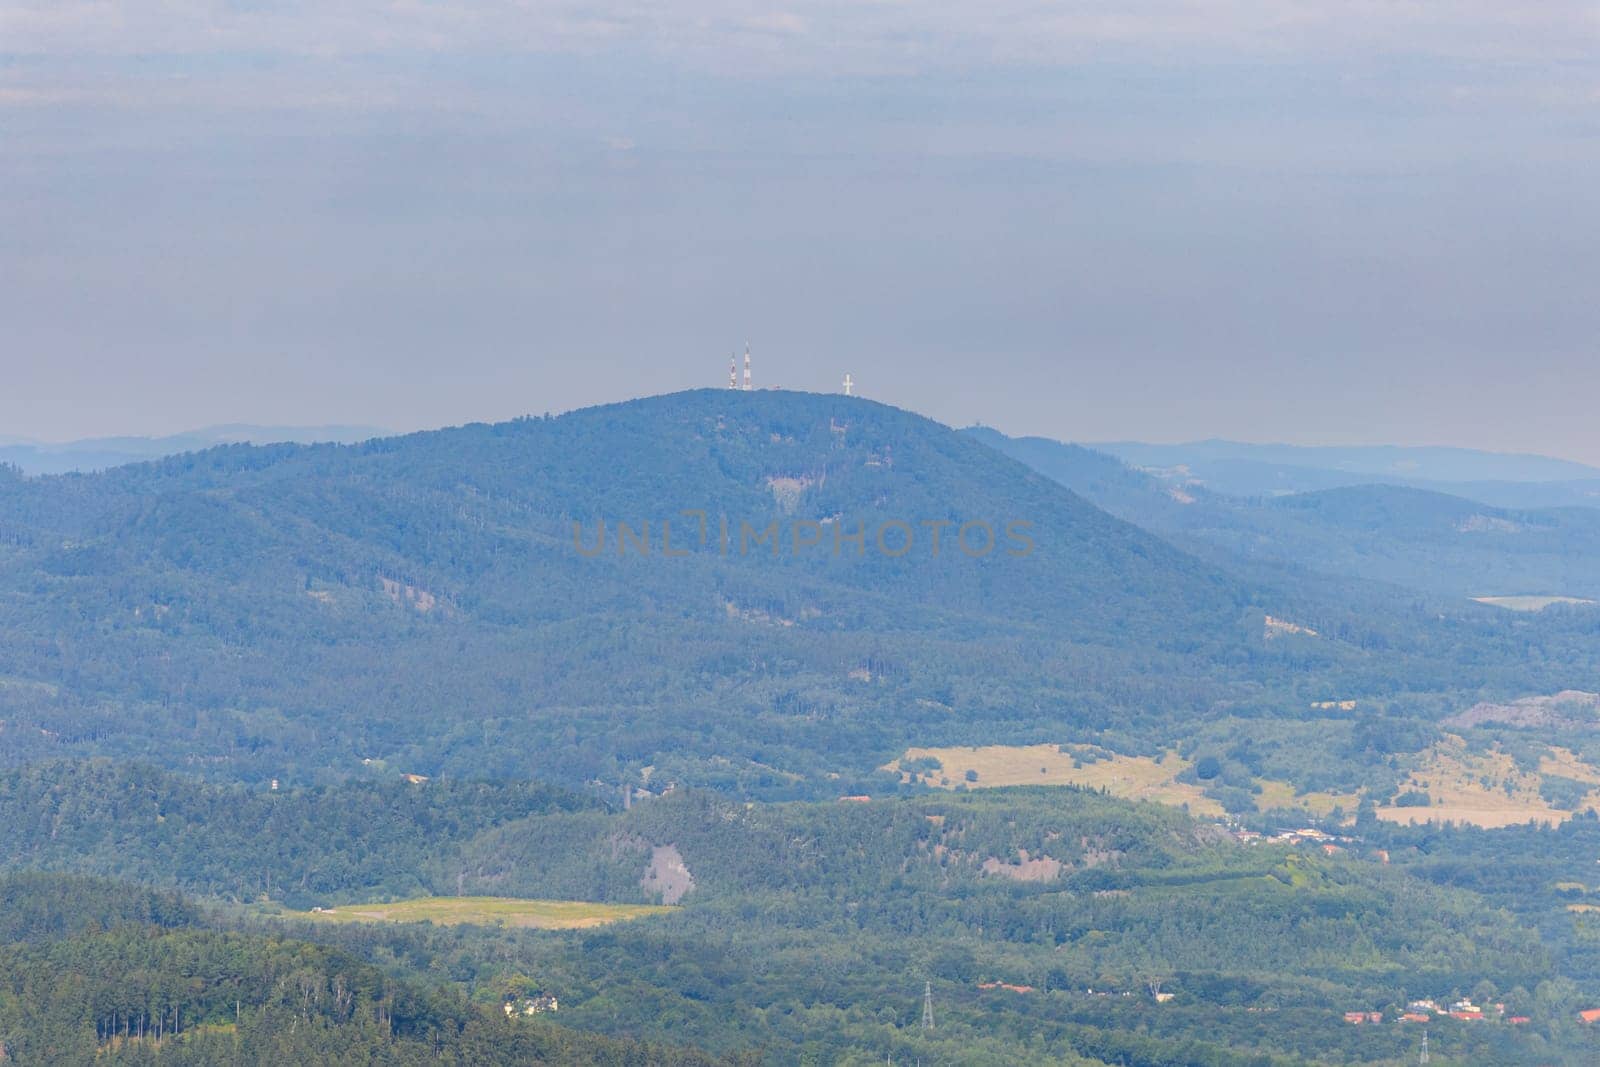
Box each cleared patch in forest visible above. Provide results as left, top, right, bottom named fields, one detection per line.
left=1253, top=779, right=1361, bottom=819
left=885, top=744, right=1225, bottom=816
left=641, top=844, right=695, bottom=904
left=0, top=674, right=59, bottom=696
left=1263, top=615, right=1318, bottom=639
left=292, top=896, right=670, bottom=929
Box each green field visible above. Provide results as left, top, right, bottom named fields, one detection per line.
left=292, top=896, right=671, bottom=929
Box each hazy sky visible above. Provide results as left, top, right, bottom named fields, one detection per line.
left=4, top=2, right=1598, bottom=458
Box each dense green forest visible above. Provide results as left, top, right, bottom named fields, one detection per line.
left=0, top=874, right=749, bottom=1066
left=4, top=765, right=1600, bottom=1063
left=0, top=762, right=594, bottom=904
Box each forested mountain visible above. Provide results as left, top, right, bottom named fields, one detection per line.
left=969, top=426, right=1600, bottom=601
left=2, top=390, right=1598, bottom=802
left=0, top=389, right=1244, bottom=794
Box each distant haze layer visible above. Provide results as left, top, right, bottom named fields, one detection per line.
left=2, top=1, right=1596, bottom=458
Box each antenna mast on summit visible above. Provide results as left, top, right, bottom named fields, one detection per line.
left=743, top=344, right=752, bottom=391
left=728, top=354, right=738, bottom=389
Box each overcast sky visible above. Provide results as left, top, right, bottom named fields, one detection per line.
left=3, top=2, right=1598, bottom=458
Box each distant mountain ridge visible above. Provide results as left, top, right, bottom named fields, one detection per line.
left=967, top=426, right=1600, bottom=600
left=0, top=424, right=389, bottom=475
left=1092, top=438, right=1600, bottom=485
left=1058, top=438, right=1600, bottom=511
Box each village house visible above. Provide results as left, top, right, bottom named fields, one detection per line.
left=504, top=994, right=558, bottom=1016
left=1271, top=827, right=1358, bottom=849
left=1396, top=996, right=1525, bottom=1024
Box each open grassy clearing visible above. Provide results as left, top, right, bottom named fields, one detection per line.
left=886, top=744, right=1364, bottom=819
left=1252, top=779, right=1360, bottom=819
left=1472, top=595, right=1597, bottom=612
left=291, top=896, right=671, bottom=929
left=886, top=744, right=1226, bottom=815
left=888, top=738, right=1600, bottom=827
left=1375, top=737, right=1600, bottom=828
left=1541, top=747, right=1600, bottom=786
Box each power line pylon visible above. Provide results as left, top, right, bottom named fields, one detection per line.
left=921, top=981, right=934, bottom=1030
